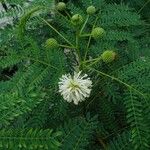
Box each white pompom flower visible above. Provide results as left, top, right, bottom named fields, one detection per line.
left=58, top=71, right=92, bottom=105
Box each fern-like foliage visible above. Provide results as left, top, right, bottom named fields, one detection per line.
left=117, top=58, right=150, bottom=149
left=0, top=87, right=46, bottom=127
left=0, top=128, right=61, bottom=150
left=59, top=115, right=98, bottom=150
left=108, top=131, right=133, bottom=150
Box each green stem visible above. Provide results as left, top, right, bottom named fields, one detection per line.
left=76, top=31, right=82, bottom=65
left=59, top=44, right=76, bottom=49
left=83, top=16, right=99, bottom=61
left=64, top=10, right=71, bottom=19
left=39, top=16, right=74, bottom=47
left=56, top=10, right=70, bottom=23
left=138, top=0, right=150, bottom=14
left=86, top=57, right=102, bottom=67
left=79, top=15, right=89, bottom=35
left=20, top=56, right=58, bottom=70
left=97, top=137, right=107, bottom=150
left=82, top=58, right=98, bottom=64
left=82, top=56, right=102, bottom=67
left=79, top=34, right=91, bottom=37
left=87, top=67, right=148, bottom=101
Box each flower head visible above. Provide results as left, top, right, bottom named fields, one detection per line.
left=71, top=14, right=83, bottom=26
left=86, top=6, right=96, bottom=15
left=56, top=2, right=66, bottom=11
left=58, top=71, right=92, bottom=105
left=91, top=27, right=106, bottom=39
left=45, top=38, right=59, bottom=49
left=101, top=50, right=116, bottom=63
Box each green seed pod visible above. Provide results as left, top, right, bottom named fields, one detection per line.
left=91, top=27, right=105, bottom=39
left=56, top=2, right=66, bottom=11
left=101, top=50, right=116, bottom=63
left=86, top=6, right=96, bottom=15
left=71, top=14, right=83, bottom=26
left=45, top=38, right=59, bottom=49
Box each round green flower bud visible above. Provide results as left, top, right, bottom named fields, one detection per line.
left=91, top=27, right=106, bottom=39
left=45, top=38, right=59, bottom=49
left=56, top=2, right=66, bottom=11
left=71, top=14, right=83, bottom=26
left=86, top=6, right=96, bottom=15
left=101, top=50, right=116, bottom=63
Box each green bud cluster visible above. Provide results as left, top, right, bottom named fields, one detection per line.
left=91, top=27, right=106, bottom=39
left=71, top=14, right=83, bottom=26
left=101, top=50, right=116, bottom=63
left=86, top=6, right=96, bottom=15
left=56, top=2, right=66, bottom=11
left=45, top=38, right=59, bottom=49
